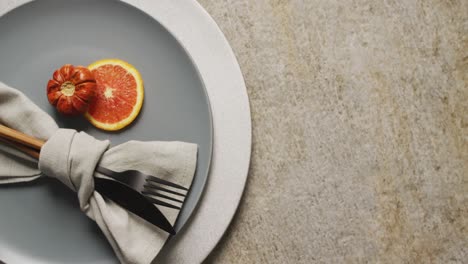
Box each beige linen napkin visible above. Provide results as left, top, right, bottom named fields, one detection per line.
left=0, top=82, right=197, bottom=264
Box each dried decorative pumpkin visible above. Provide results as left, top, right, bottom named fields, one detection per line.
left=47, top=64, right=96, bottom=116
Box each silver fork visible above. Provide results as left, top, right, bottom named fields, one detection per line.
left=96, top=166, right=188, bottom=210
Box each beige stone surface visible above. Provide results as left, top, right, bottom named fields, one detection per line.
left=198, top=0, right=467, bottom=263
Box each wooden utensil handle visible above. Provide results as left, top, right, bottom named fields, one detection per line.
left=0, top=124, right=45, bottom=150
left=0, top=137, right=40, bottom=159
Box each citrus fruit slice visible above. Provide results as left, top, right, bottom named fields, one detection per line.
left=85, top=59, right=144, bottom=131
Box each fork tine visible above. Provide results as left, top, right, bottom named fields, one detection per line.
left=145, top=175, right=188, bottom=191
left=144, top=182, right=186, bottom=197
left=142, top=189, right=184, bottom=204
left=144, top=195, right=181, bottom=210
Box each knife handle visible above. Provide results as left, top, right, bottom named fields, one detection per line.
left=0, top=124, right=44, bottom=150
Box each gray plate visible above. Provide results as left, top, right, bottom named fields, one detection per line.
left=0, top=0, right=212, bottom=263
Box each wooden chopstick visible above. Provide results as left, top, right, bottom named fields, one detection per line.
left=0, top=124, right=44, bottom=150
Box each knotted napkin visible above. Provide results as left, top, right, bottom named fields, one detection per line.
left=0, top=82, right=198, bottom=264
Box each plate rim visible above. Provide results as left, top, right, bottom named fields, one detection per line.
left=136, top=1, right=252, bottom=263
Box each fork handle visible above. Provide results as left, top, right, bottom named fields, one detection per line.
left=0, top=124, right=45, bottom=150
left=0, top=137, right=40, bottom=159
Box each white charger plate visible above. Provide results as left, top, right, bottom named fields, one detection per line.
left=0, top=0, right=251, bottom=263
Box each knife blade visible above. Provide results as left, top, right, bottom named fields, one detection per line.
left=94, top=177, right=175, bottom=235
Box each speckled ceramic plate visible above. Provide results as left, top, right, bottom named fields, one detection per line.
left=0, top=0, right=212, bottom=263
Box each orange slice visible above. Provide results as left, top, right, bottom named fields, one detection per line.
left=85, top=59, right=144, bottom=131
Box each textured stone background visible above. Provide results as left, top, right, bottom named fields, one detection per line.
left=198, top=0, right=467, bottom=263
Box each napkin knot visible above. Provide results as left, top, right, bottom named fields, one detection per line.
left=38, top=129, right=109, bottom=209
